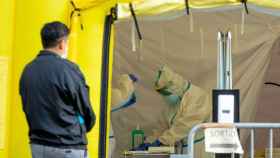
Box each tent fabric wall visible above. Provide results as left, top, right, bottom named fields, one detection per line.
left=10, top=1, right=71, bottom=157
left=112, top=10, right=280, bottom=158
left=252, top=38, right=280, bottom=151
left=1, top=0, right=280, bottom=158
left=3, top=0, right=115, bottom=158
left=69, top=0, right=142, bottom=10
left=0, top=0, right=14, bottom=157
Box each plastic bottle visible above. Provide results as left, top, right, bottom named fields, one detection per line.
left=131, top=124, right=145, bottom=150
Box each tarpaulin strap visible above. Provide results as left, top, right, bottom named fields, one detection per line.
left=241, top=0, right=249, bottom=14
left=241, top=9, right=245, bottom=35
left=184, top=0, right=194, bottom=34
left=189, top=12, right=194, bottom=33
left=131, top=20, right=136, bottom=52
left=184, top=0, right=190, bottom=15
left=129, top=3, right=143, bottom=41
left=200, top=28, right=204, bottom=57
left=138, top=40, right=143, bottom=61
left=234, top=24, right=238, bottom=49
left=70, top=0, right=84, bottom=30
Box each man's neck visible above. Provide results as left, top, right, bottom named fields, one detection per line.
left=45, top=48, right=62, bottom=57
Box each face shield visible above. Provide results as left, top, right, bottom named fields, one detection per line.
left=154, top=65, right=191, bottom=106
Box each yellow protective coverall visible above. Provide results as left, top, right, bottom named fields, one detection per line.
left=110, top=74, right=135, bottom=158
left=149, top=66, right=212, bottom=157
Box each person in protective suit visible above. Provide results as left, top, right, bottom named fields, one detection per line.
left=136, top=66, right=211, bottom=157
left=109, top=74, right=138, bottom=158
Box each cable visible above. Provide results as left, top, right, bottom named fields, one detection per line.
left=241, top=0, right=249, bottom=14
left=129, top=3, right=143, bottom=40
left=265, top=82, right=280, bottom=87
left=184, top=0, right=190, bottom=15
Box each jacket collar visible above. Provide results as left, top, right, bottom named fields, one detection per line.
left=38, top=50, right=61, bottom=58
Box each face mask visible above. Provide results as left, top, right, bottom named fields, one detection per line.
left=60, top=38, right=69, bottom=59
left=61, top=46, right=68, bottom=59
left=164, top=94, right=181, bottom=106
left=61, top=53, right=67, bottom=59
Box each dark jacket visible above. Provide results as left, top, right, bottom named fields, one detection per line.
left=19, top=50, right=96, bottom=148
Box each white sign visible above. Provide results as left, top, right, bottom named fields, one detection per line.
left=218, top=95, right=235, bottom=123
left=205, top=128, right=243, bottom=154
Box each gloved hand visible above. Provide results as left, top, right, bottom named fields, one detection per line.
left=151, top=139, right=162, bottom=146
left=128, top=74, right=138, bottom=83
left=133, top=139, right=162, bottom=151
left=133, top=143, right=151, bottom=151
left=77, top=115, right=85, bottom=125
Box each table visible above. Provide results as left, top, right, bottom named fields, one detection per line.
left=123, top=151, right=170, bottom=158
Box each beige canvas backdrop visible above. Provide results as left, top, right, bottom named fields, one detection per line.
left=111, top=9, right=280, bottom=158
left=253, top=38, right=280, bottom=152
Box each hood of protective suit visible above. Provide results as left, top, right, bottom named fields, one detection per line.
left=155, top=65, right=190, bottom=98
left=111, top=74, right=135, bottom=109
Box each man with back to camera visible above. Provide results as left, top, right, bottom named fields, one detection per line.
left=19, top=21, right=96, bottom=158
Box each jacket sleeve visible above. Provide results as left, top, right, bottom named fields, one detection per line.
left=77, top=78, right=96, bottom=132
left=158, top=86, right=211, bottom=145
left=64, top=63, right=96, bottom=132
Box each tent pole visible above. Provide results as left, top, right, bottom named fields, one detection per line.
left=99, top=9, right=115, bottom=158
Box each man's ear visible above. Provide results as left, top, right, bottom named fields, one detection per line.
left=58, top=40, right=64, bottom=50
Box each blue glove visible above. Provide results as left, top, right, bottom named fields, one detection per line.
left=77, top=115, right=85, bottom=125
left=133, top=140, right=162, bottom=151
left=151, top=139, right=162, bottom=146
left=111, top=92, right=136, bottom=113
left=129, top=74, right=138, bottom=83
left=133, top=143, right=152, bottom=151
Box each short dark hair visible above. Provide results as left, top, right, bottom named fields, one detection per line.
left=40, top=21, right=70, bottom=49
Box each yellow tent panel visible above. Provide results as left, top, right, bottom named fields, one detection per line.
left=117, top=0, right=280, bottom=18
left=3, top=0, right=116, bottom=158
left=0, top=0, right=14, bottom=158
left=120, top=0, right=280, bottom=8
left=69, top=0, right=144, bottom=11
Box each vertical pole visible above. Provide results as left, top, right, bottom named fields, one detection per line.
left=269, top=129, right=273, bottom=158
left=99, top=14, right=114, bottom=158
left=217, top=32, right=220, bottom=89
left=250, top=129, right=255, bottom=158
left=188, top=132, right=196, bottom=158
left=222, top=32, right=226, bottom=89
left=225, top=32, right=232, bottom=89
left=215, top=31, right=236, bottom=158
left=215, top=31, right=238, bottom=158
left=217, top=32, right=224, bottom=89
